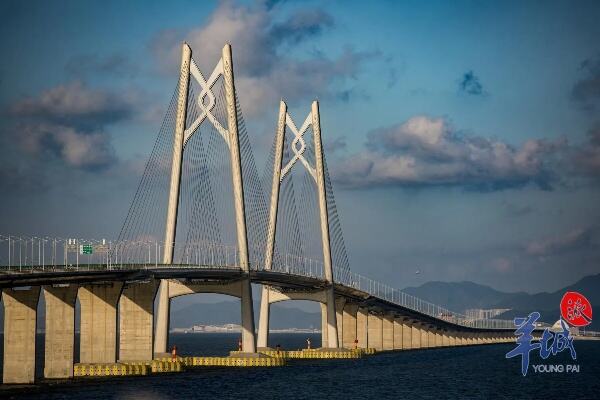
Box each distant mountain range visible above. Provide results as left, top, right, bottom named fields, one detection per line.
left=403, top=273, right=600, bottom=329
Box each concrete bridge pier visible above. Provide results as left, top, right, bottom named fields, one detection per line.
left=335, top=298, right=346, bottom=347
left=435, top=328, right=443, bottom=347
left=420, top=324, right=429, bottom=348
left=356, top=307, right=369, bottom=348
left=442, top=329, right=450, bottom=347
left=449, top=332, right=457, bottom=346
left=342, top=303, right=358, bottom=348
left=393, top=316, right=405, bottom=350
left=79, top=283, right=123, bottom=363
left=383, top=313, right=394, bottom=350
left=2, top=287, right=40, bottom=384
left=426, top=325, right=436, bottom=348
left=119, top=281, right=159, bottom=361
left=411, top=321, right=422, bottom=349
left=257, top=286, right=271, bottom=348
left=402, top=319, right=413, bottom=349
left=320, top=303, right=329, bottom=348
left=367, top=312, right=383, bottom=351
left=44, top=285, right=78, bottom=379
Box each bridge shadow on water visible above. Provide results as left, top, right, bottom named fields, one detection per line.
left=1, top=334, right=599, bottom=399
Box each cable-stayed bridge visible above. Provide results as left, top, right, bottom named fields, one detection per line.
left=0, top=43, right=529, bottom=384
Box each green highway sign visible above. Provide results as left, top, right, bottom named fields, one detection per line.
left=80, top=244, right=93, bottom=255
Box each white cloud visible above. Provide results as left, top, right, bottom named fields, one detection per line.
left=150, top=1, right=373, bottom=116
left=8, top=81, right=137, bottom=170
left=332, top=115, right=565, bottom=190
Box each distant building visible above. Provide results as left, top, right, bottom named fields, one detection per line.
left=465, top=308, right=510, bottom=320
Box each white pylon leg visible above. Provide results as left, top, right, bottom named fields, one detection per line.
left=312, top=100, right=339, bottom=348
left=155, top=43, right=192, bottom=355
left=257, top=101, right=287, bottom=349
left=257, top=287, right=270, bottom=348
left=222, top=43, right=256, bottom=353
left=154, top=280, right=170, bottom=355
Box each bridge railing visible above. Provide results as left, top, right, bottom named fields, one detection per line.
left=0, top=235, right=241, bottom=271
left=0, top=235, right=520, bottom=330
left=332, top=268, right=517, bottom=330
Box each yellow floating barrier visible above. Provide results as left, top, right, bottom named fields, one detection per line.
left=247, top=348, right=374, bottom=359
left=184, top=356, right=285, bottom=367
left=74, top=363, right=150, bottom=377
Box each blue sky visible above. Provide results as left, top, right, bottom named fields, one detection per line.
left=1, top=0, right=599, bottom=293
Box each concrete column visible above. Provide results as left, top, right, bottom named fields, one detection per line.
left=79, top=283, right=123, bottom=363
left=442, top=330, right=449, bottom=347
left=421, top=325, right=429, bottom=348
left=356, top=307, right=368, bottom=348
left=428, top=326, right=436, bottom=348
left=393, top=317, right=404, bottom=350
left=367, top=313, right=383, bottom=351
left=2, top=287, right=40, bottom=384
left=411, top=322, right=422, bottom=349
left=435, top=328, right=443, bottom=347
left=257, top=287, right=271, bottom=348
left=427, top=326, right=436, bottom=348
left=335, top=298, right=346, bottom=347
left=449, top=332, right=457, bottom=346
left=342, top=303, right=358, bottom=349
left=320, top=302, right=328, bottom=348
left=382, top=314, right=394, bottom=350
left=119, top=281, right=158, bottom=361
left=402, top=320, right=413, bottom=350
left=239, top=279, right=256, bottom=353
left=44, top=285, right=78, bottom=379
left=154, top=280, right=170, bottom=354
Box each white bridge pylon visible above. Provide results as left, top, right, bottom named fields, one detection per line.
left=156, top=42, right=256, bottom=354
left=257, top=100, right=340, bottom=349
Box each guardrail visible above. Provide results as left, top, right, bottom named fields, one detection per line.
left=578, top=330, right=600, bottom=337
left=0, top=235, right=521, bottom=330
